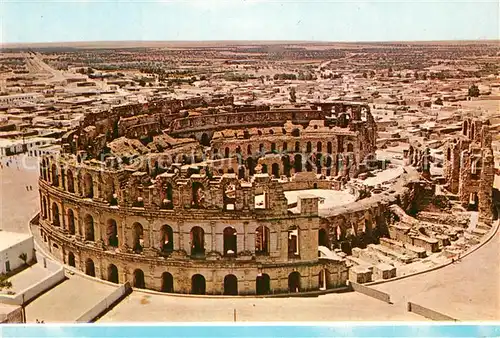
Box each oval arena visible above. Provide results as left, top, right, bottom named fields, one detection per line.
left=37, top=95, right=426, bottom=296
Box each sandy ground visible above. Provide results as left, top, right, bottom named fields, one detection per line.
left=99, top=291, right=422, bottom=322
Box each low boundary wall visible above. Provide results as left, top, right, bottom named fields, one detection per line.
left=0, top=253, right=65, bottom=306
left=350, top=281, right=391, bottom=303
left=407, top=302, right=457, bottom=321
left=75, top=282, right=132, bottom=323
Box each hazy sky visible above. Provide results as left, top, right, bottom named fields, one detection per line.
left=1, top=0, right=499, bottom=43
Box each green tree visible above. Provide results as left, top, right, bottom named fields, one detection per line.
left=468, top=84, right=480, bottom=97
left=0, top=275, right=12, bottom=291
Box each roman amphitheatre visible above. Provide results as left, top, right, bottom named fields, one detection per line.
left=37, top=94, right=496, bottom=299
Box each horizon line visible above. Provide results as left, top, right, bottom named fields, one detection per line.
left=2, top=38, right=499, bottom=48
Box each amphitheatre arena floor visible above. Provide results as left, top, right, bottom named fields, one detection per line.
left=1, top=154, right=499, bottom=322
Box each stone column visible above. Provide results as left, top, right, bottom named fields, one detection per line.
left=210, top=221, right=216, bottom=253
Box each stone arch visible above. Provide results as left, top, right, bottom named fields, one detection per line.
left=271, top=142, right=276, bottom=153
left=51, top=164, right=59, bottom=187
left=68, top=252, right=75, bottom=267
left=288, top=271, right=301, bottom=293
left=107, top=219, right=118, bottom=247
left=190, top=226, right=205, bottom=256
left=133, top=269, right=146, bottom=289
left=282, top=155, right=291, bottom=177
left=191, top=274, right=206, bottom=295
left=295, top=141, right=300, bottom=152
left=83, top=173, right=94, bottom=198
left=42, top=196, right=48, bottom=219
left=271, top=163, right=280, bottom=178
left=282, top=141, right=288, bottom=152
left=224, top=147, right=230, bottom=158
left=67, top=209, right=75, bottom=235
left=347, top=143, right=354, bottom=152
left=327, top=142, right=332, bottom=154
left=161, top=224, right=174, bottom=253
left=85, top=258, right=95, bottom=277
left=294, top=154, right=302, bottom=172
left=317, top=141, right=322, bottom=152
left=51, top=202, right=60, bottom=227
left=84, top=214, right=95, bottom=241
left=132, top=222, right=144, bottom=253
left=247, top=157, right=255, bottom=176
left=318, top=228, right=329, bottom=247
left=256, top=273, right=271, bottom=295
left=306, top=141, right=312, bottom=153
left=463, top=120, right=468, bottom=135
left=107, top=264, right=119, bottom=284
left=223, top=227, right=237, bottom=256
left=223, top=274, right=238, bottom=295
left=161, top=272, right=174, bottom=293
left=67, top=169, right=75, bottom=193
left=201, top=132, right=210, bottom=146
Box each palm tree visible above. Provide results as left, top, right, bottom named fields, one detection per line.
left=19, top=252, right=28, bottom=265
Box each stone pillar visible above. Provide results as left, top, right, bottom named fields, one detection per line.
left=177, top=221, right=184, bottom=251
left=210, top=221, right=216, bottom=253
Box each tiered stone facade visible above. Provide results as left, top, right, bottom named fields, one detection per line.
left=38, top=96, right=383, bottom=295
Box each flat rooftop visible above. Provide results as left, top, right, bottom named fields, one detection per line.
left=0, top=231, right=32, bottom=252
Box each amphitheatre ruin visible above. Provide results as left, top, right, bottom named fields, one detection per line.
left=37, top=94, right=495, bottom=296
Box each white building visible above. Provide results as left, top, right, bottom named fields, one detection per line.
left=0, top=231, right=34, bottom=274
left=0, top=137, right=57, bottom=157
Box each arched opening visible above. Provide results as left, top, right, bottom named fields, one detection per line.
left=463, top=120, right=468, bottom=135
left=67, top=169, right=74, bottom=193
left=255, top=226, right=270, bottom=255
left=319, top=269, right=329, bottom=291
left=247, top=157, right=255, bottom=176
left=223, top=227, right=237, bottom=256
left=282, top=142, right=288, bottom=152
left=271, top=163, right=280, bottom=178
left=295, top=141, right=300, bottom=152
left=347, top=143, right=354, bottom=152
left=201, top=133, right=210, bottom=146
left=256, top=273, right=271, bottom=295
left=107, top=264, right=119, bottom=284
left=51, top=164, right=59, bottom=187
left=41, top=159, right=48, bottom=181
left=318, top=228, right=329, bottom=247
left=317, top=141, right=322, bottom=152
left=306, top=141, right=312, bottom=153
left=327, top=142, right=332, bottom=154
left=316, top=153, right=323, bottom=174
left=288, top=271, right=301, bottom=293
left=247, top=144, right=252, bottom=155
left=238, top=166, right=245, bottom=179
left=305, top=157, right=313, bottom=172
left=292, top=128, right=300, bottom=137
left=192, top=182, right=205, bottom=208
left=259, top=143, right=265, bottom=154
left=107, top=219, right=118, bottom=247
left=42, top=197, right=48, bottom=219
left=133, top=269, right=145, bottom=289
left=294, top=154, right=302, bottom=172
left=51, top=202, right=60, bottom=227
left=325, top=156, right=332, bottom=176
left=282, top=156, right=291, bottom=177
left=446, top=148, right=451, bottom=161
left=161, top=272, right=174, bottom=293
left=161, top=225, right=174, bottom=254
left=83, top=173, right=94, bottom=198
left=84, top=215, right=95, bottom=241
left=163, top=183, right=174, bottom=209
left=224, top=147, right=230, bottom=158
left=68, top=252, right=75, bottom=267
left=67, top=209, right=75, bottom=235
left=223, top=274, right=238, bottom=295
left=190, top=226, right=205, bottom=256
left=191, top=274, right=206, bottom=295
left=471, top=123, right=475, bottom=140
left=261, top=164, right=268, bottom=174
left=133, top=223, right=144, bottom=253
left=271, top=143, right=276, bottom=153
left=85, top=258, right=95, bottom=277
